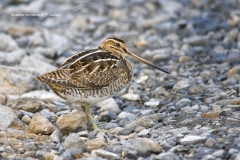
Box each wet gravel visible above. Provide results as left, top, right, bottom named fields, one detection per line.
left=0, top=0, right=240, bottom=159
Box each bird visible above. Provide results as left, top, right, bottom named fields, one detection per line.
left=37, top=37, right=170, bottom=132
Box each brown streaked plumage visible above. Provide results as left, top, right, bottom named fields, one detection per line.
left=37, top=37, right=170, bottom=132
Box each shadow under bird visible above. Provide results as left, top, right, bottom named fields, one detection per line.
left=37, top=37, right=170, bottom=131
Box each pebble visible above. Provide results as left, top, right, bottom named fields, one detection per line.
left=56, top=111, right=87, bottom=134
left=0, top=33, right=19, bottom=52
left=123, top=150, right=138, bottom=160
left=6, top=0, right=45, bottom=13
left=155, top=152, right=180, bottom=160
left=140, top=109, right=155, bottom=116
left=173, top=80, right=190, bottom=91
left=118, top=112, right=136, bottom=121
left=50, top=129, right=62, bottom=143
left=21, top=115, right=31, bottom=125
left=212, top=149, right=225, bottom=158
left=21, top=90, right=63, bottom=102
left=0, top=49, right=26, bottom=66
left=144, top=100, right=160, bottom=107
left=120, top=93, right=141, bottom=101
left=20, top=56, right=57, bottom=75
left=96, top=98, right=121, bottom=115
left=62, top=133, right=84, bottom=149
left=130, top=138, right=163, bottom=157
left=7, top=97, right=43, bottom=113
left=118, top=116, right=154, bottom=135
left=43, top=30, right=69, bottom=54
left=23, top=142, right=37, bottom=151
left=180, top=135, right=207, bottom=145
left=204, top=137, right=217, bottom=147
left=29, top=112, right=54, bottom=135
left=77, top=130, right=89, bottom=137
left=0, top=65, right=44, bottom=95
left=0, top=94, right=6, bottom=104
left=0, top=105, right=23, bottom=129
left=85, top=138, right=107, bottom=152
left=99, top=111, right=117, bottom=122
left=168, top=127, right=189, bottom=136
left=137, top=129, right=150, bottom=137
left=92, top=149, right=121, bottom=159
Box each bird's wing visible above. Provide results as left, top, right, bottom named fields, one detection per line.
left=39, top=49, right=130, bottom=89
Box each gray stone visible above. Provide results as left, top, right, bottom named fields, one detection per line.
left=235, top=153, right=240, bottom=160
left=0, top=49, right=26, bottom=66
left=70, top=15, right=87, bottom=30
left=50, top=129, right=62, bottom=143
left=212, top=149, right=225, bottom=158
left=56, top=111, right=87, bottom=134
left=152, top=48, right=172, bottom=62
left=228, top=148, right=239, bottom=155
left=120, top=93, right=141, bottom=101
left=21, top=90, right=63, bottom=102
left=202, top=155, right=216, bottom=160
left=43, top=30, right=69, bottom=54
left=176, top=98, right=192, bottom=108
left=160, top=140, right=173, bottom=150
left=173, top=80, right=190, bottom=91
left=0, top=105, right=23, bottom=129
left=91, top=149, right=121, bottom=160
left=21, top=115, right=31, bottom=125
left=33, top=47, right=56, bottom=58
left=155, top=152, right=179, bottom=160
left=29, top=112, right=54, bottom=135
left=180, top=135, right=207, bottom=145
left=99, top=111, right=116, bottom=122
left=161, top=0, right=183, bottom=13
left=205, top=137, right=217, bottom=147
left=23, top=142, right=37, bottom=151
left=118, top=116, right=154, bottom=135
left=140, top=109, right=155, bottom=116
left=168, top=127, right=189, bottom=136
left=0, top=33, right=19, bottom=52
left=97, top=98, right=121, bottom=115
left=130, top=138, right=163, bottom=157
left=123, top=150, right=138, bottom=160
left=7, top=97, right=43, bottom=113
left=40, top=109, right=56, bottom=122
left=144, top=100, right=160, bottom=107
left=183, top=35, right=208, bottom=46
left=0, top=94, right=6, bottom=105
left=6, top=0, right=44, bottom=13
left=85, top=138, right=107, bottom=152
left=0, top=147, right=5, bottom=152
left=148, top=113, right=164, bottom=122
left=0, top=65, right=44, bottom=95
left=17, top=110, right=34, bottom=119
left=28, top=31, right=45, bottom=47
left=62, top=133, right=84, bottom=149
left=20, top=56, right=57, bottom=75
left=118, top=112, right=136, bottom=121
left=77, top=130, right=88, bottom=137
left=137, top=129, right=150, bottom=137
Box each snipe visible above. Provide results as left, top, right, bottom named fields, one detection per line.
left=37, top=37, right=170, bottom=132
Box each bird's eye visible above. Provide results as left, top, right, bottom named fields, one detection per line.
left=115, top=43, right=120, bottom=47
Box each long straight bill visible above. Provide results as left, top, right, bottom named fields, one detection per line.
left=128, top=51, right=170, bottom=74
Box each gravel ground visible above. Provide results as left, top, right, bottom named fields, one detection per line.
left=0, top=0, right=240, bottom=159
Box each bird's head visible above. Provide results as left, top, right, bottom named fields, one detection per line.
left=99, top=37, right=170, bottom=74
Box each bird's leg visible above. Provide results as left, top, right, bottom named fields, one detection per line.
left=83, top=105, right=115, bottom=133
left=84, top=105, right=103, bottom=132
